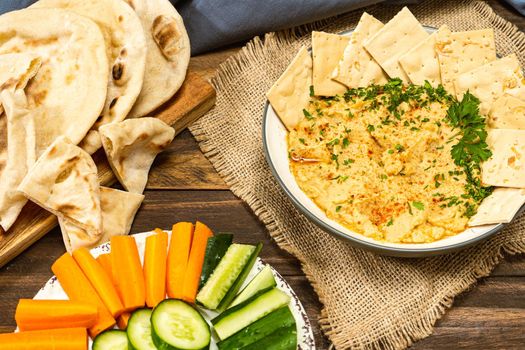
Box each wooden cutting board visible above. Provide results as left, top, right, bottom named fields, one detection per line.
left=0, top=70, right=216, bottom=268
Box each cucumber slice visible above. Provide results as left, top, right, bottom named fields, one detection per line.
left=229, top=265, right=276, bottom=308
left=242, top=325, right=297, bottom=350
left=217, top=243, right=262, bottom=311
left=217, top=306, right=296, bottom=349
left=199, top=234, right=233, bottom=290
left=212, top=288, right=291, bottom=340
left=93, top=330, right=129, bottom=350
left=151, top=299, right=210, bottom=350
left=127, top=308, right=156, bottom=350
left=196, top=244, right=256, bottom=310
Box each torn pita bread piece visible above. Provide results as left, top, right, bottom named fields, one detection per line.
left=59, top=187, right=144, bottom=252
left=454, top=54, right=525, bottom=115
left=0, top=8, right=108, bottom=155
left=482, top=129, right=525, bottom=188
left=100, top=118, right=175, bottom=194
left=398, top=32, right=441, bottom=87
left=489, top=94, right=525, bottom=129
left=331, top=12, right=387, bottom=88
left=0, top=54, right=41, bottom=96
left=435, top=26, right=496, bottom=95
left=363, top=7, right=428, bottom=82
left=18, top=136, right=102, bottom=235
left=311, top=31, right=348, bottom=96
left=0, top=90, right=36, bottom=231
left=127, top=0, right=190, bottom=118
left=469, top=187, right=525, bottom=226
left=267, top=46, right=312, bottom=131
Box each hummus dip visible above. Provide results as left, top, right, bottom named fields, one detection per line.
left=288, top=82, right=484, bottom=243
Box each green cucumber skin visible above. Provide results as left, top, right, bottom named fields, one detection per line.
left=93, top=330, right=130, bottom=350
left=217, top=307, right=296, bottom=350
left=212, top=288, right=291, bottom=340
left=241, top=325, right=297, bottom=350
left=211, top=287, right=273, bottom=326
left=230, top=265, right=276, bottom=308
left=127, top=308, right=156, bottom=350
left=151, top=299, right=210, bottom=350
left=217, top=243, right=263, bottom=311
left=199, top=234, right=233, bottom=290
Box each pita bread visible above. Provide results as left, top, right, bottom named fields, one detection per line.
left=267, top=46, right=312, bottom=131
left=59, top=187, right=144, bottom=252
left=399, top=32, right=441, bottom=87
left=363, top=7, right=428, bottom=82
left=32, top=0, right=147, bottom=152
left=454, top=54, right=525, bottom=115
left=0, top=89, right=36, bottom=231
left=311, top=31, right=348, bottom=96
left=435, top=26, right=496, bottom=95
left=481, top=129, right=525, bottom=188
left=18, top=136, right=102, bottom=234
left=0, top=8, right=108, bottom=155
left=100, top=118, right=175, bottom=193
left=126, top=0, right=190, bottom=117
left=331, top=13, right=387, bottom=88
left=469, top=188, right=525, bottom=226
left=489, top=94, right=525, bottom=129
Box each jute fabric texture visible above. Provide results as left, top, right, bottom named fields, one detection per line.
left=189, top=1, right=525, bottom=348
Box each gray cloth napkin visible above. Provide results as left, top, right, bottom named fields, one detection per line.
left=0, top=0, right=522, bottom=54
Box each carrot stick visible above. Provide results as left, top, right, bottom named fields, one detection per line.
left=181, top=221, right=213, bottom=303
left=116, top=312, right=131, bottom=330
left=0, top=327, right=87, bottom=350
left=111, top=236, right=145, bottom=311
left=166, top=222, right=194, bottom=299
left=15, top=299, right=97, bottom=332
left=96, top=253, right=115, bottom=286
left=73, top=248, right=124, bottom=318
left=144, top=229, right=168, bottom=307
left=52, top=253, right=115, bottom=338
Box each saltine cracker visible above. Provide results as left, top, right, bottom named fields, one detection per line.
left=482, top=129, right=525, bottom=188
left=489, top=94, right=525, bottom=129
left=399, top=32, right=441, bottom=87
left=469, top=188, right=525, bottom=226
left=312, top=31, right=348, bottom=96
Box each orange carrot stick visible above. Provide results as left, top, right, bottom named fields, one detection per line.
left=52, top=253, right=115, bottom=338
left=144, top=229, right=168, bottom=307
left=0, top=327, right=87, bottom=350
left=15, top=299, right=97, bottom=332
left=96, top=253, right=115, bottom=286
left=73, top=248, right=125, bottom=318
left=116, top=312, right=131, bottom=330
left=111, top=236, right=145, bottom=311
left=181, top=221, right=213, bottom=303
left=166, top=222, right=194, bottom=299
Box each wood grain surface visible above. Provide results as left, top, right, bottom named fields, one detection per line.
left=0, top=71, right=215, bottom=268
left=1, top=1, right=524, bottom=349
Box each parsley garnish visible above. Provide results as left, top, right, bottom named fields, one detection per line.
left=335, top=205, right=342, bottom=212
left=299, top=138, right=305, bottom=144
left=342, top=138, right=350, bottom=148
left=411, top=201, right=425, bottom=211
left=327, top=138, right=339, bottom=146
left=367, top=124, right=375, bottom=132
left=309, top=85, right=315, bottom=97
left=386, top=218, right=394, bottom=226
left=303, top=109, right=313, bottom=120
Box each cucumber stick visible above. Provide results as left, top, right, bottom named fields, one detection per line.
left=93, top=330, right=129, bottom=350
left=242, top=325, right=297, bottom=350
left=212, top=288, right=291, bottom=340
left=229, top=265, right=276, bottom=308
left=217, top=306, right=296, bottom=349
left=127, top=309, right=156, bottom=350
left=196, top=244, right=255, bottom=310
left=199, top=234, right=233, bottom=290
left=151, top=299, right=210, bottom=350
left=217, top=243, right=262, bottom=311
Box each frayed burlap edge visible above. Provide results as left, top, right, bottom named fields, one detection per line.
left=190, top=1, right=525, bottom=349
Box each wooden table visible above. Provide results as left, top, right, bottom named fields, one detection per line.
left=1, top=1, right=524, bottom=349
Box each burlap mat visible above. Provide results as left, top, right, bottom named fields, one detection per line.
left=189, top=1, right=525, bottom=348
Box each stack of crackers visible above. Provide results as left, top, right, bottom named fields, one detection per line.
left=267, top=7, right=525, bottom=228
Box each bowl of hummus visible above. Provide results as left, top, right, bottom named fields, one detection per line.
left=263, top=11, right=525, bottom=257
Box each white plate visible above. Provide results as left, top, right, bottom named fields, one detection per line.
left=33, top=231, right=316, bottom=349
left=262, top=27, right=509, bottom=257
